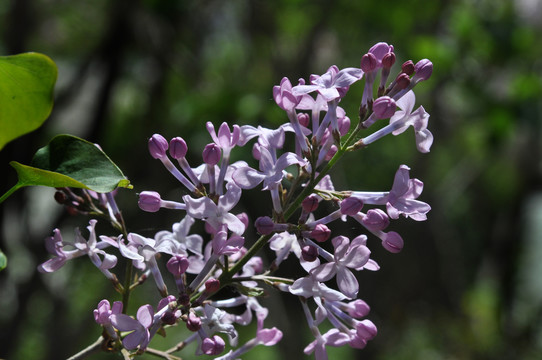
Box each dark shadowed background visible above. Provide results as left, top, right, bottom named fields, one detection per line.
left=1, top=0, right=542, bottom=359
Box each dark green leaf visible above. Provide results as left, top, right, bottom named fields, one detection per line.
left=0, top=135, right=132, bottom=203
left=0, top=53, right=57, bottom=150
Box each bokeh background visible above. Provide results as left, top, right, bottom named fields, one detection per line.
left=1, top=0, right=542, bottom=359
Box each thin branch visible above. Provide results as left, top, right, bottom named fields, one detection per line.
left=145, top=347, right=183, bottom=360
left=66, top=336, right=104, bottom=360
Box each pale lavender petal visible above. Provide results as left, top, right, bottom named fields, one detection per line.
left=342, top=245, right=370, bottom=269
left=274, top=152, right=306, bottom=172
left=38, top=257, right=67, bottom=273
left=416, top=128, right=433, bottom=153
left=99, top=252, right=117, bottom=270
left=222, top=213, right=246, bottom=235
left=395, top=90, right=415, bottom=115
left=257, top=327, right=283, bottom=345
left=137, top=304, right=154, bottom=328
left=333, top=68, right=363, bottom=87
left=218, top=183, right=242, bottom=212
left=337, top=268, right=359, bottom=298
left=232, top=166, right=265, bottom=189
left=311, top=262, right=337, bottom=282
left=111, top=313, right=140, bottom=331
left=122, top=330, right=147, bottom=350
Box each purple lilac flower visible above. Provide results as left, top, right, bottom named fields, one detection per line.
left=38, top=220, right=117, bottom=280
left=111, top=304, right=154, bottom=350
left=310, top=236, right=371, bottom=298
left=94, top=299, right=123, bottom=338
left=293, top=65, right=363, bottom=102
left=183, top=182, right=246, bottom=235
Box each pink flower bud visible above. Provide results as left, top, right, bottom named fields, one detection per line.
left=340, top=197, right=364, bottom=215
left=381, top=231, right=404, bottom=253
left=204, top=278, right=220, bottom=294
left=347, top=299, right=371, bottom=318
left=401, top=60, right=415, bottom=75
left=138, top=191, right=162, bottom=212
left=302, top=195, right=320, bottom=213
left=202, top=143, right=221, bottom=165
left=186, top=312, right=201, bottom=332
left=414, top=59, right=433, bottom=82
left=361, top=53, right=377, bottom=73
left=202, top=335, right=225, bottom=355
left=166, top=255, right=189, bottom=276
left=362, top=209, right=390, bottom=231
left=324, top=145, right=338, bottom=161
left=372, top=96, right=396, bottom=119
left=148, top=134, right=169, bottom=159
left=382, top=52, right=396, bottom=69
left=356, top=319, right=378, bottom=340
left=298, top=113, right=310, bottom=127
left=301, top=245, right=319, bottom=262
left=255, top=216, right=275, bottom=235
left=169, top=137, right=188, bottom=159
left=395, top=73, right=411, bottom=90
left=310, top=224, right=331, bottom=242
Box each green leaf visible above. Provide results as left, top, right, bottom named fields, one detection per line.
left=0, top=53, right=57, bottom=150
left=0, top=249, right=6, bottom=271
left=0, top=134, right=132, bottom=203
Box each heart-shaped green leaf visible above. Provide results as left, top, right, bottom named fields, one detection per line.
left=0, top=134, right=132, bottom=203
left=0, top=52, right=57, bottom=150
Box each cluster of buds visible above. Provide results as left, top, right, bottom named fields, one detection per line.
left=38, top=42, right=433, bottom=359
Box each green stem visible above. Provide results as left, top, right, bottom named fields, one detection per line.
left=0, top=184, right=22, bottom=204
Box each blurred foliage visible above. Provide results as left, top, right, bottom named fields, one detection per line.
left=1, top=0, right=542, bottom=359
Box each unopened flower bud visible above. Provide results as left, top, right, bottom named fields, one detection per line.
left=138, top=191, right=162, bottom=212
left=310, top=224, right=331, bottom=242
left=395, top=73, right=411, bottom=90
left=361, top=209, right=389, bottom=231
left=54, top=190, right=68, bottom=204
left=255, top=216, right=275, bottom=235
left=373, top=96, right=396, bottom=119
left=347, top=299, right=371, bottom=318
left=178, top=293, right=190, bottom=306
left=301, top=245, right=319, bottom=262
left=202, top=335, right=225, bottom=355
left=381, top=231, right=404, bottom=253
left=148, top=134, right=169, bottom=159
left=161, top=311, right=178, bottom=325
left=204, top=278, right=220, bottom=294
left=413, top=59, right=433, bottom=82
left=167, top=255, right=189, bottom=276
left=169, top=137, right=188, bottom=159
left=324, top=145, right=338, bottom=161
left=357, top=319, right=378, bottom=340
left=302, top=195, right=320, bottom=213
left=401, top=60, right=415, bottom=75
left=361, top=53, right=377, bottom=73
left=340, top=197, right=364, bottom=215
left=382, top=52, right=396, bottom=69
left=202, top=143, right=221, bottom=165
left=298, top=113, right=310, bottom=127
left=186, top=312, right=201, bottom=332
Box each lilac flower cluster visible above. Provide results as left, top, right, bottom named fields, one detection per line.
left=39, top=42, right=433, bottom=359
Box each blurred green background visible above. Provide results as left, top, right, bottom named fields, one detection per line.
left=1, top=0, right=542, bottom=359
